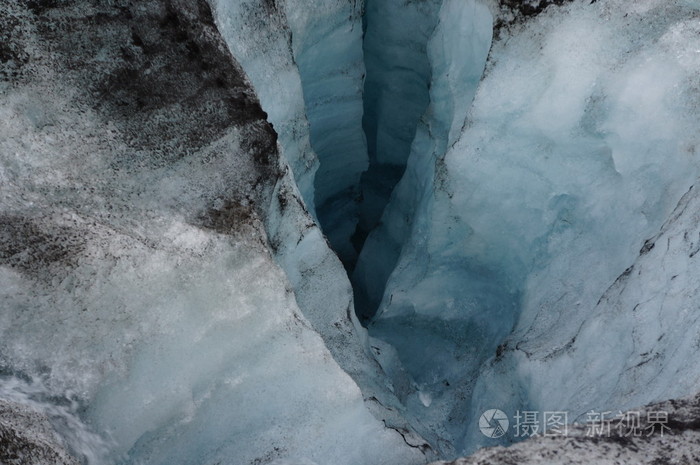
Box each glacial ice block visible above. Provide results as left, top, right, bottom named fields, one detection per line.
left=362, top=0, right=700, bottom=456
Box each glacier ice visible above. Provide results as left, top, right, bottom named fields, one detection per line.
left=356, top=0, right=442, bottom=261
left=285, top=0, right=368, bottom=266
left=3, top=0, right=700, bottom=463
left=358, top=0, right=700, bottom=457
left=0, top=0, right=427, bottom=464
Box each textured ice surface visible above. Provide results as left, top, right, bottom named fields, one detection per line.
left=461, top=0, right=700, bottom=452
left=364, top=0, right=700, bottom=456
left=285, top=0, right=368, bottom=265
left=0, top=1, right=425, bottom=464
left=355, top=0, right=442, bottom=259
left=210, top=0, right=433, bottom=457
left=0, top=378, right=107, bottom=464
left=356, top=1, right=493, bottom=453
left=0, top=399, right=81, bottom=465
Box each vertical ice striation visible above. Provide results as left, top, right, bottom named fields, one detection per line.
left=208, top=0, right=318, bottom=208
left=354, top=0, right=493, bottom=322
left=354, top=0, right=442, bottom=270
left=355, top=0, right=494, bottom=453
left=285, top=0, right=368, bottom=266
left=210, top=0, right=369, bottom=247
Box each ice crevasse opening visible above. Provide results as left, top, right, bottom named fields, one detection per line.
left=259, top=0, right=700, bottom=458
left=213, top=1, right=697, bottom=456
left=2, top=0, right=700, bottom=464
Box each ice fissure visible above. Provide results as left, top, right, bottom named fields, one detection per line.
left=254, top=0, right=700, bottom=459
left=3, top=0, right=700, bottom=464
left=351, top=0, right=442, bottom=279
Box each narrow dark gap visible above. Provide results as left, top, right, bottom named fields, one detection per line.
left=347, top=0, right=443, bottom=324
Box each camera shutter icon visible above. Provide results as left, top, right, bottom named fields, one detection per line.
left=479, top=409, right=509, bottom=438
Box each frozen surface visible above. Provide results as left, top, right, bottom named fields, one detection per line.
left=363, top=0, right=700, bottom=456
left=0, top=377, right=108, bottom=464
left=4, top=0, right=700, bottom=462
left=0, top=1, right=425, bottom=464
left=463, top=0, right=700, bottom=452
left=209, top=0, right=318, bottom=209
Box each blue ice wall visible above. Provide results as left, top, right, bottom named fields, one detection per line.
left=361, top=0, right=700, bottom=457
left=355, top=0, right=443, bottom=267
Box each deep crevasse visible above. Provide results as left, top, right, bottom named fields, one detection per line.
left=210, top=0, right=435, bottom=460
left=3, top=0, right=700, bottom=463
left=353, top=0, right=442, bottom=280
left=355, top=0, right=495, bottom=454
